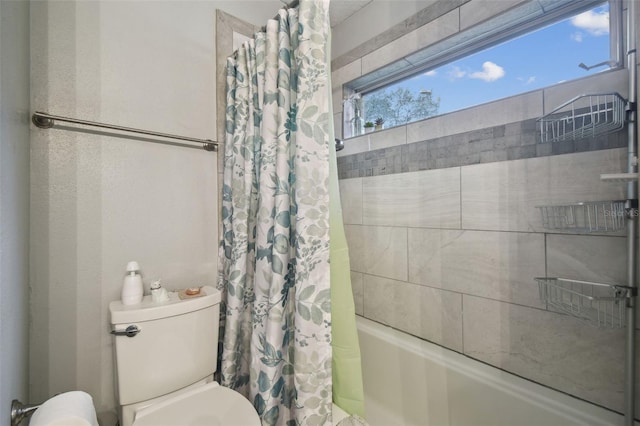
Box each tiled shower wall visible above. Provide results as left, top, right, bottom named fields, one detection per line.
left=331, top=0, right=637, bottom=415
left=339, top=138, right=632, bottom=413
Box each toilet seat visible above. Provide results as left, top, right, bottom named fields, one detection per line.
left=132, top=381, right=260, bottom=426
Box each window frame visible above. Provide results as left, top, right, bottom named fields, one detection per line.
left=342, top=0, right=623, bottom=139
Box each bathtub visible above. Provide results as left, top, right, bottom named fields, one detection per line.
left=357, top=316, right=626, bottom=426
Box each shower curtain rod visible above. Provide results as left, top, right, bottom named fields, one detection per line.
left=277, top=0, right=299, bottom=15
left=261, top=0, right=299, bottom=30
left=31, top=111, right=218, bottom=152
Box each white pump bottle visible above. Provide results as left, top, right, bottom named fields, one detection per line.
left=121, top=261, right=144, bottom=305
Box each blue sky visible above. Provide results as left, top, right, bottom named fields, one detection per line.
left=382, top=3, right=611, bottom=115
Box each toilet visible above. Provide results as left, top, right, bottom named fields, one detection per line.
left=109, top=285, right=260, bottom=426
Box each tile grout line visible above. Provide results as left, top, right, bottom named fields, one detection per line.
left=344, top=221, right=627, bottom=238
left=360, top=175, right=364, bottom=226
left=355, top=270, right=550, bottom=313
left=406, top=224, right=410, bottom=285
left=461, top=291, right=465, bottom=354
left=459, top=166, right=463, bottom=230
left=543, top=232, right=548, bottom=312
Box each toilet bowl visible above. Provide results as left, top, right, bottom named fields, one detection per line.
left=109, top=286, right=260, bottom=426
left=132, top=381, right=259, bottom=426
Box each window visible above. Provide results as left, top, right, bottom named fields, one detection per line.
left=344, top=0, right=620, bottom=138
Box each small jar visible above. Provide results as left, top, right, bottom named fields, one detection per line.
left=150, top=279, right=169, bottom=303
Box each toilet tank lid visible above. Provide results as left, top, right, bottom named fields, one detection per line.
left=109, top=286, right=220, bottom=324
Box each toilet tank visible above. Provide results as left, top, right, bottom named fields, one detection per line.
left=109, top=286, right=221, bottom=405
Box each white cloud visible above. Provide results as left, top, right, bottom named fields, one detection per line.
left=423, top=70, right=437, bottom=77
left=447, top=66, right=466, bottom=80
left=571, top=10, right=609, bottom=36
left=469, top=61, right=505, bottom=82
left=518, top=76, right=536, bottom=85
left=571, top=31, right=583, bottom=42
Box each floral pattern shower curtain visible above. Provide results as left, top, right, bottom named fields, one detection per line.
left=217, top=1, right=332, bottom=425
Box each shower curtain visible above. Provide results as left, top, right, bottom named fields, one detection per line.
left=218, top=1, right=338, bottom=424
left=325, top=32, right=365, bottom=420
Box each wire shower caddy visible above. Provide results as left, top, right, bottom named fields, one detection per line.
left=538, top=93, right=626, bottom=143
left=536, top=200, right=627, bottom=233
left=536, top=277, right=631, bottom=328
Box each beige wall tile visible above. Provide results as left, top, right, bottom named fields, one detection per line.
left=332, top=86, right=343, bottom=115
left=363, top=226, right=408, bottom=281
left=413, top=8, right=459, bottom=49
left=344, top=224, right=364, bottom=272
left=362, top=9, right=459, bottom=75
left=461, top=149, right=627, bottom=232
left=463, top=295, right=626, bottom=412
left=546, top=234, right=627, bottom=287
left=333, top=112, right=343, bottom=140
left=337, top=126, right=407, bottom=156
left=366, top=125, right=407, bottom=150
left=363, top=167, right=461, bottom=228
left=459, top=0, right=528, bottom=30
left=339, top=178, right=363, bottom=225
left=362, top=31, right=418, bottom=76
left=332, top=59, right=362, bottom=90
left=337, top=126, right=407, bottom=157
left=337, top=134, right=370, bottom=157
left=351, top=271, right=364, bottom=316
left=407, top=91, right=543, bottom=144
left=344, top=225, right=408, bottom=281
left=409, top=229, right=545, bottom=308
left=364, top=275, right=463, bottom=351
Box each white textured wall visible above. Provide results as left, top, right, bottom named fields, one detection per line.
left=0, top=0, right=31, bottom=422
left=29, top=2, right=278, bottom=423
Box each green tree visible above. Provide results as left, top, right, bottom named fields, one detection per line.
left=363, top=87, right=440, bottom=127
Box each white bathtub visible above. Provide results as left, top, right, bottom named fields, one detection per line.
left=357, top=316, right=627, bottom=426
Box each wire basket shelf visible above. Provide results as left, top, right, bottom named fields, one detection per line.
left=536, top=200, right=626, bottom=233
left=538, top=93, right=626, bottom=143
left=536, top=277, right=629, bottom=328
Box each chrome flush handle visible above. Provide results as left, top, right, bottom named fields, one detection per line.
left=110, top=325, right=141, bottom=338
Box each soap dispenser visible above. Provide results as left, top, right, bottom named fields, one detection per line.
left=121, top=261, right=144, bottom=305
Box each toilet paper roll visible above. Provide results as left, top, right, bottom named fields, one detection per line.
left=29, top=391, right=99, bottom=426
